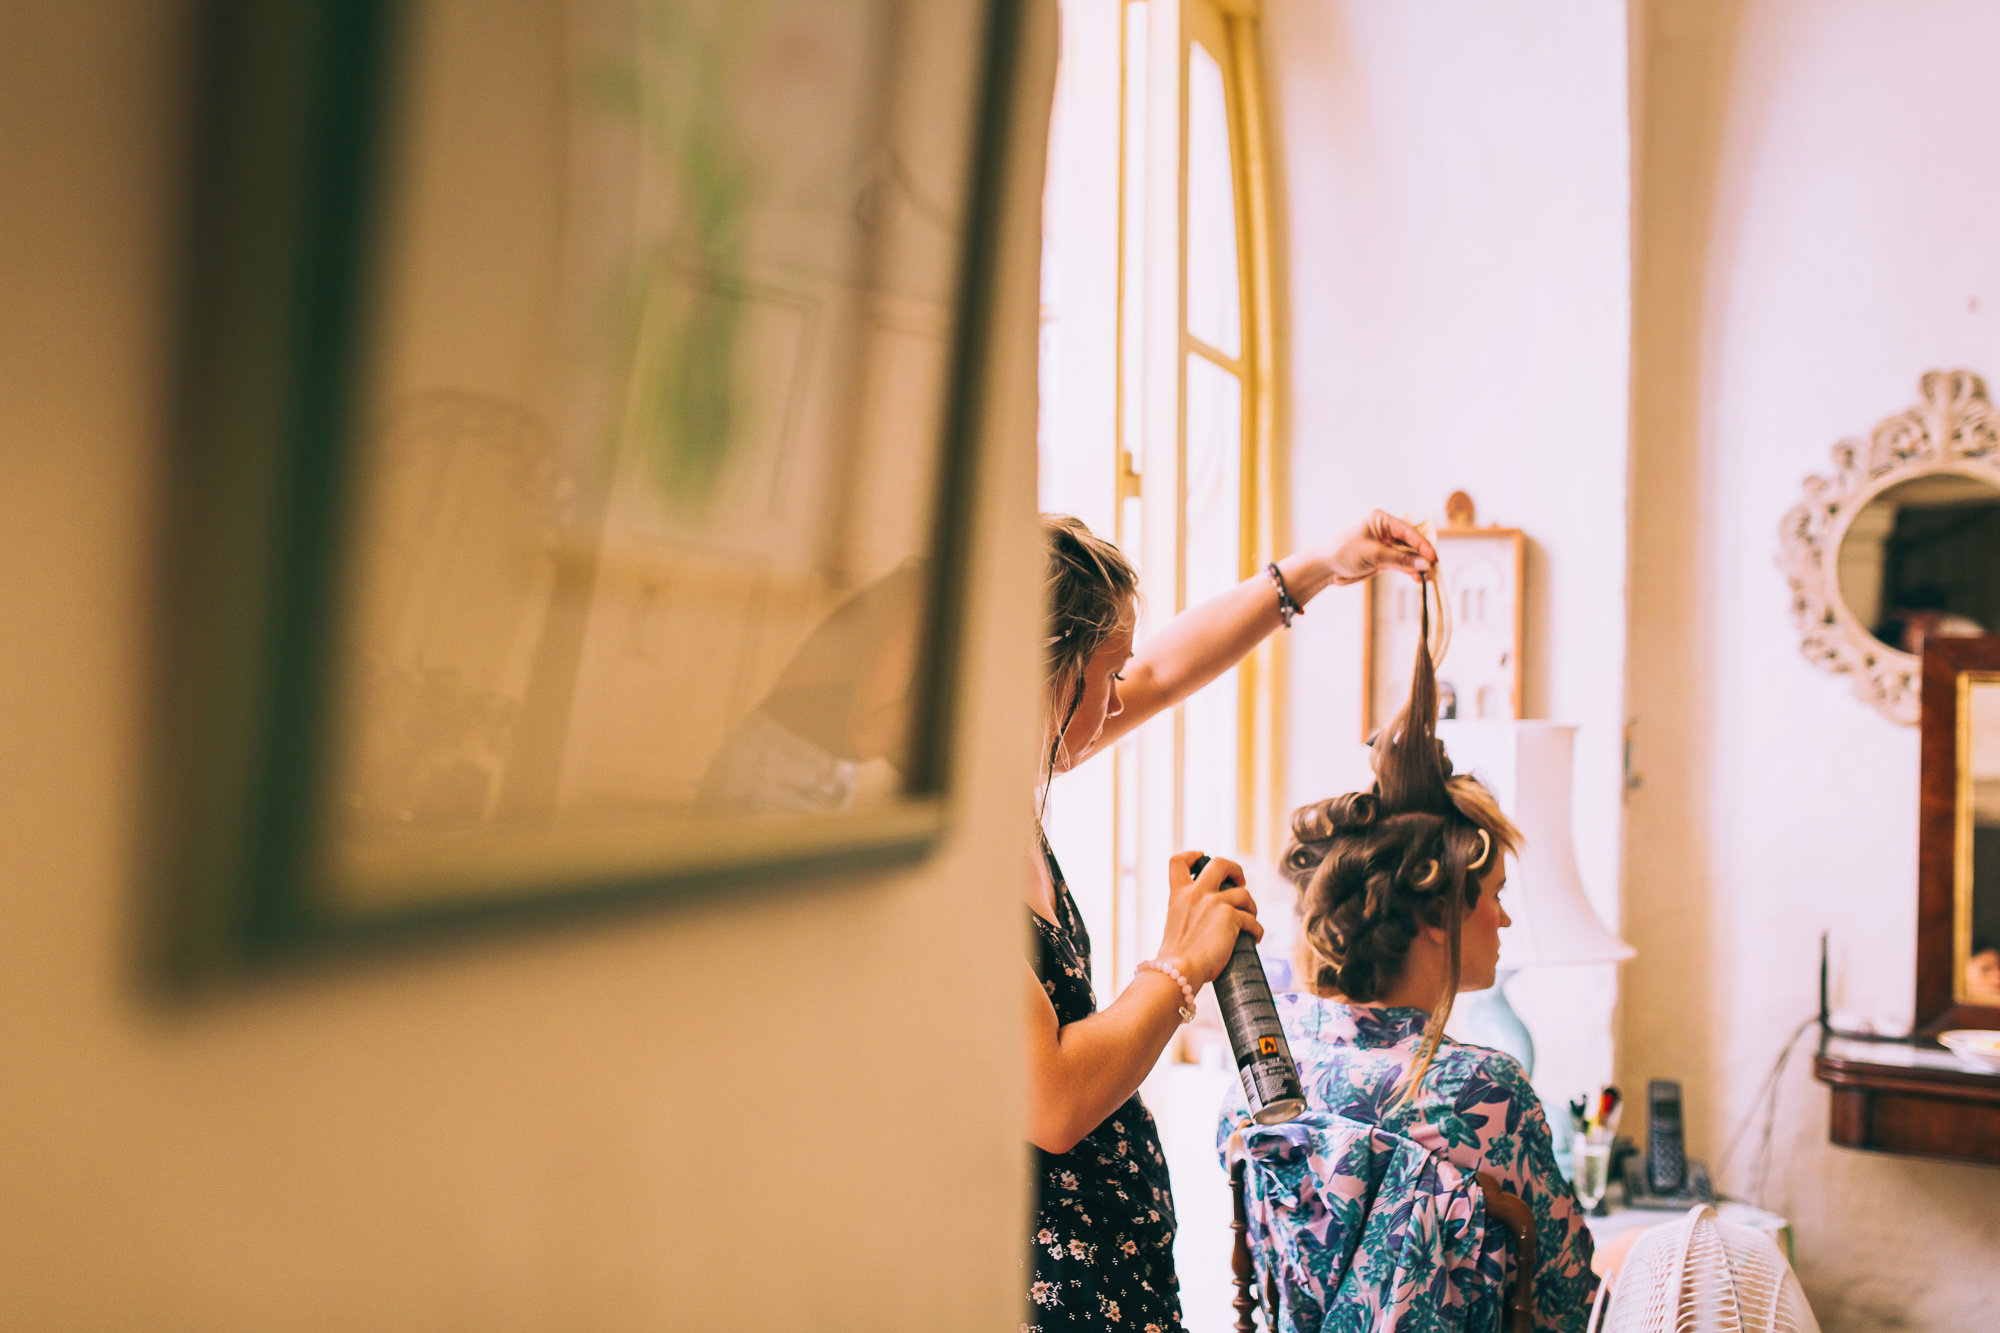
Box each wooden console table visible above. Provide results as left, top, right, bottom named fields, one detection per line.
left=1813, top=1034, right=2000, bottom=1165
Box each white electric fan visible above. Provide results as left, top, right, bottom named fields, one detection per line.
left=1587, top=1205, right=1821, bottom=1333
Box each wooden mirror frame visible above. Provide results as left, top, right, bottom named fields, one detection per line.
left=1918, top=635, right=2000, bottom=1035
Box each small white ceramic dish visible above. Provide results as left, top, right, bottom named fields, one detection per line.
left=1937, top=1029, right=2000, bottom=1073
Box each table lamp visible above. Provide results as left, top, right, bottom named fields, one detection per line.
left=1435, top=720, right=1633, bottom=1075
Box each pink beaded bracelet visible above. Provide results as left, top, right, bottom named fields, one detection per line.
left=1138, top=958, right=1198, bottom=1024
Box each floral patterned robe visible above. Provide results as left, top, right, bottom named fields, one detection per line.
left=1217, top=999, right=1596, bottom=1333
left=1228, top=1111, right=1497, bottom=1333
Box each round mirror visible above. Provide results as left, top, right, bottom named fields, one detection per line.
left=1780, top=370, right=2000, bottom=724
left=1834, top=472, right=2000, bottom=655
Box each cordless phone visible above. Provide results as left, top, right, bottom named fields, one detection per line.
left=1647, top=1079, right=1687, bottom=1194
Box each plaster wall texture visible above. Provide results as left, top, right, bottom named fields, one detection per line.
left=0, top=3, right=1053, bottom=1329
left=1263, top=0, right=1634, bottom=1118
left=1625, top=1, right=2000, bottom=1328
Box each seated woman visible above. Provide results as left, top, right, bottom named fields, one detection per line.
left=1218, top=624, right=1595, bottom=1332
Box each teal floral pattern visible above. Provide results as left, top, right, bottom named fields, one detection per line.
left=1217, top=998, right=1596, bottom=1333
left=1228, top=1111, right=1495, bottom=1333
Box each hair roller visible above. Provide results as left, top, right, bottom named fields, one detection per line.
left=1327, top=791, right=1378, bottom=831
left=1290, top=799, right=1336, bottom=844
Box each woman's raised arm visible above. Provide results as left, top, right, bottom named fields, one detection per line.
left=1078, top=511, right=1435, bottom=761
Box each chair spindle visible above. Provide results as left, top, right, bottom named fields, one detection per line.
left=1229, top=1156, right=1262, bottom=1333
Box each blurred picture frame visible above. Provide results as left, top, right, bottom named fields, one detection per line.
left=1362, top=520, right=1524, bottom=740
left=151, top=0, right=1021, bottom=989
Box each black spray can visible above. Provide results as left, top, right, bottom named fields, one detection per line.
left=1191, top=856, right=1305, bottom=1125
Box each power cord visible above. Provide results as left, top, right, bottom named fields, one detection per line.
left=1716, top=932, right=1922, bottom=1208
left=1714, top=1015, right=1815, bottom=1208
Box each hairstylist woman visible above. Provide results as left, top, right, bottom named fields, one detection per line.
left=1023, top=512, right=1437, bottom=1332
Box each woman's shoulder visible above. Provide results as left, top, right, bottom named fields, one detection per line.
left=1406, top=1040, right=1562, bottom=1177
left=1376, top=1040, right=1555, bottom=1183
left=1428, top=1039, right=1545, bottom=1115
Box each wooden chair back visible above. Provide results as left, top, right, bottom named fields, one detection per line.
left=1475, top=1170, right=1536, bottom=1333
left=1226, top=1160, right=1535, bottom=1333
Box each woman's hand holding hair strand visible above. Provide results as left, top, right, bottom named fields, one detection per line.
left=1083, top=511, right=1437, bottom=759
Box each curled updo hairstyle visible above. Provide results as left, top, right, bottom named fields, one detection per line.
left=1041, top=515, right=1139, bottom=782
left=1282, top=576, right=1519, bottom=1097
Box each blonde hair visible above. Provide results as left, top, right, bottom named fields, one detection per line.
left=1281, top=573, right=1521, bottom=1101
left=1040, top=515, right=1138, bottom=782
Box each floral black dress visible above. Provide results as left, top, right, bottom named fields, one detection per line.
left=1025, top=846, right=1183, bottom=1333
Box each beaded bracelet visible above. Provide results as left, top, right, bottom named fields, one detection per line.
left=1138, top=958, right=1199, bottom=1024
left=1267, top=562, right=1303, bottom=628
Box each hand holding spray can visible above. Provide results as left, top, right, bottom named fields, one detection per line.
left=1189, top=855, right=1305, bottom=1125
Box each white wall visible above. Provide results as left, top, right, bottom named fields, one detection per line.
left=1264, top=0, right=1633, bottom=1115
left=0, top=3, right=1053, bottom=1328
left=1626, top=2, right=2000, bottom=1328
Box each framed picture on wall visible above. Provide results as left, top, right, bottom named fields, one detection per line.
left=151, top=0, right=1023, bottom=988
left=1363, top=505, right=1525, bottom=740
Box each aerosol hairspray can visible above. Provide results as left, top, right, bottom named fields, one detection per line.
left=1190, top=856, right=1305, bottom=1125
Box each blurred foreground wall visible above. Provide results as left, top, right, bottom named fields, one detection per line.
left=0, top=3, right=1052, bottom=1329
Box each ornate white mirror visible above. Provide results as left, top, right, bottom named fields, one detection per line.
left=1779, top=370, right=2000, bottom=723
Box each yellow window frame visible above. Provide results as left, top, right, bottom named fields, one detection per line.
left=1110, top=0, right=1281, bottom=988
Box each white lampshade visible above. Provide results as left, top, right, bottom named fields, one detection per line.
left=1435, top=720, right=1633, bottom=968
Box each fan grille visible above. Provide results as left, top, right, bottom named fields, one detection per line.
left=1593, top=1206, right=1820, bottom=1333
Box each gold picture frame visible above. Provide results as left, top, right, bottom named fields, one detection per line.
left=1362, top=512, right=1525, bottom=741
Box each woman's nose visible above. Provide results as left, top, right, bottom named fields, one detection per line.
left=1106, top=680, right=1124, bottom=717
left=1497, top=899, right=1512, bottom=928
